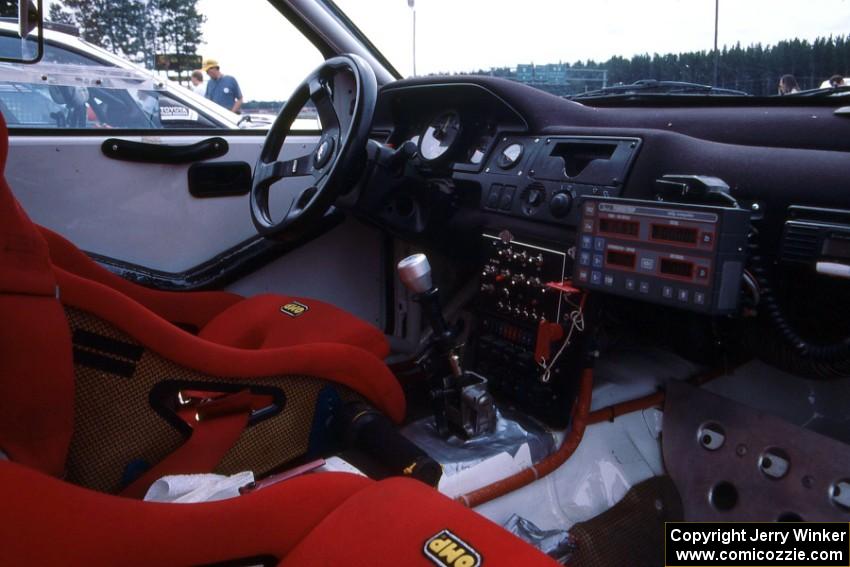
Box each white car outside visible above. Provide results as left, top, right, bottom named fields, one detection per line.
left=0, top=21, right=280, bottom=130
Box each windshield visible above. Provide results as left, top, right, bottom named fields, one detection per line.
left=332, top=0, right=850, bottom=99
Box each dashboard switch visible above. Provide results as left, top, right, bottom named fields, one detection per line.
left=500, top=186, right=517, bottom=210
left=487, top=184, right=504, bottom=208
left=549, top=192, right=573, bottom=218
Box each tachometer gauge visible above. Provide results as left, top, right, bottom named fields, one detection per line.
left=419, top=112, right=461, bottom=162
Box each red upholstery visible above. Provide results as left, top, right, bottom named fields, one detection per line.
left=200, top=293, right=390, bottom=358
left=39, top=226, right=391, bottom=359
left=57, top=267, right=405, bottom=423
left=280, top=476, right=561, bottom=567
left=0, top=117, right=73, bottom=476
left=0, top=461, right=371, bottom=565
left=0, top=461, right=558, bottom=566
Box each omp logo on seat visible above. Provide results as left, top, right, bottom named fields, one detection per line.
left=280, top=301, right=309, bottom=318
left=424, top=530, right=481, bottom=567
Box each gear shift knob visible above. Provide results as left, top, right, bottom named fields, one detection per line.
left=397, top=253, right=433, bottom=294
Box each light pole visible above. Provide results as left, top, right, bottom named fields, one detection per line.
left=713, top=0, right=719, bottom=86
left=408, top=0, right=416, bottom=76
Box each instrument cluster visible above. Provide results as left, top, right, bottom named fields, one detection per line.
left=400, top=110, right=499, bottom=170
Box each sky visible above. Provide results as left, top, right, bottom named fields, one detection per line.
left=197, top=0, right=850, bottom=102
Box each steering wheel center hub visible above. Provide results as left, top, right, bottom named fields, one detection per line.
left=314, top=136, right=335, bottom=169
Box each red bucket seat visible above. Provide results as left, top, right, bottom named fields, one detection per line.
left=0, top=111, right=402, bottom=493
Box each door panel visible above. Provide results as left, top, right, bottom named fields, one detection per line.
left=8, top=133, right=318, bottom=272
left=226, top=217, right=387, bottom=327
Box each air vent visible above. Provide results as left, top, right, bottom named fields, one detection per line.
left=781, top=221, right=821, bottom=263
left=780, top=206, right=850, bottom=267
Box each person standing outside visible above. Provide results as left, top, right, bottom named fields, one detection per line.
left=190, top=70, right=205, bottom=95
left=828, top=74, right=846, bottom=88
left=202, top=59, right=243, bottom=114
left=778, top=74, right=800, bottom=95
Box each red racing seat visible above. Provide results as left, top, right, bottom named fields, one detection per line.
left=0, top=110, right=402, bottom=492
left=38, top=225, right=391, bottom=359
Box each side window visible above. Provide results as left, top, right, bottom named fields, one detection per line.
left=0, top=76, right=217, bottom=129
left=0, top=1, right=325, bottom=131
left=0, top=35, right=100, bottom=65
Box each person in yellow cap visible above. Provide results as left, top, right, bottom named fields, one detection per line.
left=202, top=58, right=243, bottom=114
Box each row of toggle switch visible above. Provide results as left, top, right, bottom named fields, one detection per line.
left=493, top=301, right=544, bottom=322
left=495, top=247, right=545, bottom=267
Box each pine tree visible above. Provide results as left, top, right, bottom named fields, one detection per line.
left=47, top=0, right=205, bottom=69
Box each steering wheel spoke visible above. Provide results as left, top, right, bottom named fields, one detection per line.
left=308, top=77, right=341, bottom=135
left=254, top=152, right=317, bottom=188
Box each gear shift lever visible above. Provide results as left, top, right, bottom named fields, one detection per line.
left=397, top=254, right=452, bottom=347
left=398, top=253, right=496, bottom=438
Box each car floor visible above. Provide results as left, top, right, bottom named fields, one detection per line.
left=417, top=345, right=850, bottom=533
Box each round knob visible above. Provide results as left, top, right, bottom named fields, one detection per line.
left=549, top=192, right=573, bottom=218
left=397, top=254, right=432, bottom=294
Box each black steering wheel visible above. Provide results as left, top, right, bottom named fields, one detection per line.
left=250, top=54, right=377, bottom=239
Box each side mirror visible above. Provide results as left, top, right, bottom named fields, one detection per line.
left=0, top=0, right=43, bottom=64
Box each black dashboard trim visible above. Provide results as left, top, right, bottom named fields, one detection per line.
left=379, top=82, right=530, bottom=131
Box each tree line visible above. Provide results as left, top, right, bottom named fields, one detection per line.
left=46, top=0, right=205, bottom=71
left=467, top=35, right=850, bottom=96
left=603, top=36, right=850, bottom=95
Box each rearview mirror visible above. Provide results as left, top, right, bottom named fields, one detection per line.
left=0, top=0, right=43, bottom=64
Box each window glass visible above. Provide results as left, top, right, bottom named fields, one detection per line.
left=0, top=64, right=218, bottom=129
left=0, top=0, right=324, bottom=130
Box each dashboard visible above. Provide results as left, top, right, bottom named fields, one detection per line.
left=365, top=77, right=850, bottom=252
left=350, top=75, right=850, bottom=422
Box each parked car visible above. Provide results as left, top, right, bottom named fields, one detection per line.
left=0, top=20, right=247, bottom=129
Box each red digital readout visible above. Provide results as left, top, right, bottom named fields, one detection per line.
left=660, top=258, right=694, bottom=278
left=651, top=224, right=698, bottom=244
left=599, top=218, right=639, bottom=237
left=606, top=250, right=636, bottom=269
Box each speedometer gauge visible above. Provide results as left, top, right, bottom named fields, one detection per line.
left=419, top=112, right=461, bottom=161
